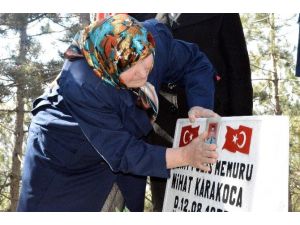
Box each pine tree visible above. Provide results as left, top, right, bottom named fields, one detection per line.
left=0, top=13, right=80, bottom=211
left=241, top=13, right=300, bottom=211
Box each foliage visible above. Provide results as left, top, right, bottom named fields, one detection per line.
left=0, top=112, right=14, bottom=211
left=241, top=13, right=300, bottom=211
left=0, top=13, right=81, bottom=211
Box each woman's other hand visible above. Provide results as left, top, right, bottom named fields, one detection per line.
left=188, top=106, right=219, bottom=123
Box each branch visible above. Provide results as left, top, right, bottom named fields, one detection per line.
left=0, top=57, right=13, bottom=61
left=29, top=28, right=69, bottom=38
left=44, top=14, right=77, bottom=29
left=251, top=78, right=300, bottom=83
left=144, top=195, right=152, bottom=203
left=27, top=13, right=48, bottom=24
left=0, top=123, right=14, bottom=133
left=0, top=175, right=10, bottom=194
left=3, top=82, right=17, bottom=88
left=0, top=109, right=31, bottom=113
left=253, top=16, right=269, bottom=23
left=250, top=64, right=276, bottom=74
left=0, top=27, right=10, bottom=33
left=0, top=109, right=16, bottom=113
left=0, top=77, right=14, bottom=82
left=252, top=78, right=274, bottom=82
left=43, top=74, right=60, bottom=83
left=0, top=193, right=10, bottom=201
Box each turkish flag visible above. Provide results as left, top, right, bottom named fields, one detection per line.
left=222, top=125, right=253, bottom=154
left=179, top=125, right=200, bottom=147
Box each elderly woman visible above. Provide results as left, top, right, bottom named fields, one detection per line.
left=17, top=14, right=218, bottom=212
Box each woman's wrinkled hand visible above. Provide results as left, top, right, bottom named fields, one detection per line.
left=182, top=131, right=218, bottom=171
left=188, top=106, right=219, bottom=123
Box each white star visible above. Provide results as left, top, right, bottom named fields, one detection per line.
left=189, top=134, right=193, bottom=141
left=232, top=134, right=238, bottom=144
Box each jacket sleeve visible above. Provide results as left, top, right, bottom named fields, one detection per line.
left=152, top=22, right=216, bottom=110
left=61, top=81, right=170, bottom=178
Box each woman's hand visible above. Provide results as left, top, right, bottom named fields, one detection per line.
left=166, top=131, right=218, bottom=172
left=182, top=131, right=218, bottom=171
left=188, top=106, right=219, bottom=123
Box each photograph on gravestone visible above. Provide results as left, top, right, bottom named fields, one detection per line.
left=162, top=116, right=289, bottom=212
left=206, top=118, right=221, bottom=145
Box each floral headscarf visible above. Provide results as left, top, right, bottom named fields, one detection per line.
left=64, top=14, right=158, bottom=121
left=64, top=14, right=155, bottom=89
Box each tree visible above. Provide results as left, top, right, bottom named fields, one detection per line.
left=0, top=13, right=80, bottom=211
left=241, top=13, right=300, bottom=211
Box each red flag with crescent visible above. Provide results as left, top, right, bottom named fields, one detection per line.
left=179, top=125, right=200, bottom=147
left=222, top=125, right=252, bottom=154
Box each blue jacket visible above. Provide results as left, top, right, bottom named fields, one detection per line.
left=17, top=19, right=215, bottom=212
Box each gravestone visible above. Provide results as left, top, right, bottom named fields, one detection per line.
left=162, top=116, right=289, bottom=212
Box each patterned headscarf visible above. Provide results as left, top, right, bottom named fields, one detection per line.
left=64, top=14, right=158, bottom=121
left=64, top=14, right=155, bottom=89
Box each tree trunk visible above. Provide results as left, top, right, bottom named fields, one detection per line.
left=270, top=14, right=282, bottom=116
left=9, top=24, right=27, bottom=212
left=9, top=87, right=25, bottom=211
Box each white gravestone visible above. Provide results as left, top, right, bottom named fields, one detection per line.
left=162, top=116, right=289, bottom=212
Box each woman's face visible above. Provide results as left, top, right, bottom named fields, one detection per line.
left=119, top=54, right=154, bottom=88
